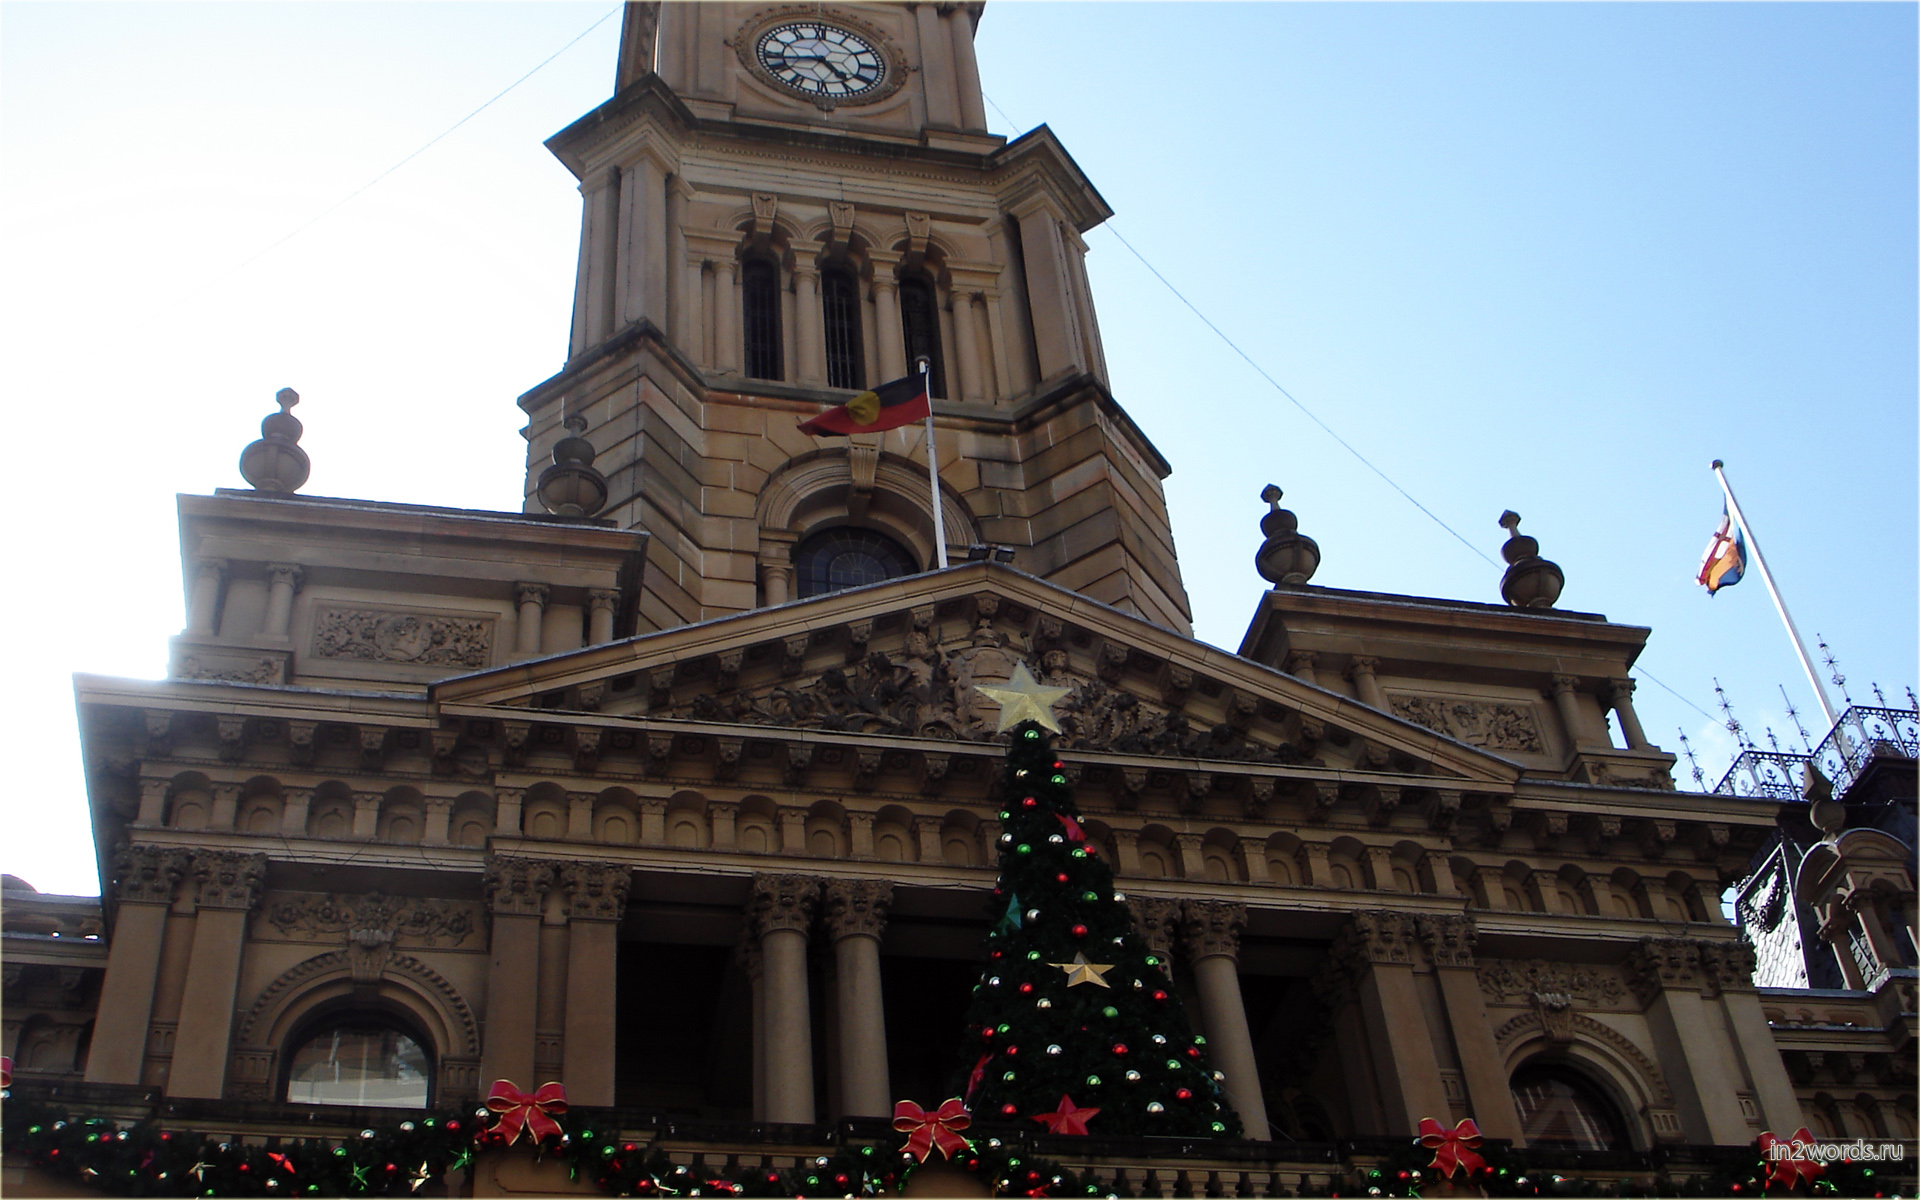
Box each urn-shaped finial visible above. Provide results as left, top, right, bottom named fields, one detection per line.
left=237, top=388, right=311, bottom=493
left=1254, top=484, right=1320, bottom=585
left=535, top=413, right=609, bottom=517
left=1497, top=510, right=1564, bottom=609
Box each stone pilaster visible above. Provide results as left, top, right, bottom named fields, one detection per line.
left=168, top=851, right=267, bottom=1097
left=1325, top=911, right=1448, bottom=1135
left=1414, top=915, right=1522, bottom=1141
left=1624, top=937, right=1758, bottom=1144
left=1125, top=896, right=1181, bottom=966
left=559, top=862, right=631, bottom=1105
left=481, top=856, right=555, bottom=1089
left=823, top=879, right=893, bottom=1118
left=1180, top=901, right=1269, bottom=1140
left=85, top=846, right=191, bottom=1084
left=749, top=873, right=821, bottom=1124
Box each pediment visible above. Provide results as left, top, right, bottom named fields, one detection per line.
left=432, top=563, right=1521, bottom=789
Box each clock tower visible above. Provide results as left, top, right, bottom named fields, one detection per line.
left=522, top=1, right=1191, bottom=636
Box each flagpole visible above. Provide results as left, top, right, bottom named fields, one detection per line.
left=1711, top=459, right=1838, bottom=727
left=921, top=356, right=948, bottom=569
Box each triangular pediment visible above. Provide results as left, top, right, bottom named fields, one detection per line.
left=433, top=564, right=1520, bottom=791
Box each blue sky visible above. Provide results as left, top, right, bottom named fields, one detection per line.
left=2, top=3, right=1913, bottom=894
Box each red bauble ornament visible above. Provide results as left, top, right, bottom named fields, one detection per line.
left=1071, top=924, right=1089, bottom=938
left=1187, top=1047, right=1201, bottom=1058
left=1056, top=873, right=1069, bottom=883
left=1006, top=1045, right=1020, bottom=1055
left=1112, top=1044, right=1128, bottom=1056
left=1019, top=982, right=1034, bottom=994
left=1152, top=990, right=1168, bottom=1001
left=1000, top=1104, right=1017, bottom=1116
left=1176, top=1088, right=1192, bottom=1101
left=1023, top=797, right=1038, bottom=808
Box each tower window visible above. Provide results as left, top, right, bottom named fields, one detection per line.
left=742, top=258, right=783, bottom=381
left=795, top=527, right=917, bottom=598
left=821, top=265, right=864, bottom=390
left=898, top=275, right=946, bottom=398
left=1510, top=1063, right=1630, bottom=1150
left=284, top=1019, right=431, bottom=1109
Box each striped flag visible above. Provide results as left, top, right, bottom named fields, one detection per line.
left=1697, top=506, right=1746, bottom=595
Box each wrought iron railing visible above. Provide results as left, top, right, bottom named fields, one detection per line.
left=1712, top=704, right=1918, bottom=800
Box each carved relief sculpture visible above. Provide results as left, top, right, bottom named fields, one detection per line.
left=311, top=606, right=495, bottom=668
left=1390, top=695, right=1544, bottom=753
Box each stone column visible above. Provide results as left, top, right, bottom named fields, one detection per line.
left=514, top=584, right=549, bottom=658
left=914, top=3, right=959, bottom=127
left=759, top=529, right=798, bottom=607
left=167, top=851, right=268, bottom=1097
left=481, top=857, right=554, bottom=1090
left=1468, top=867, right=1508, bottom=910
left=750, top=874, right=821, bottom=1124
left=617, top=154, right=668, bottom=329
left=1173, top=833, right=1206, bottom=880
left=823, top=879, right=893, bottom=1118
left=587, top=589, right=619, bottom=645
left=951, top=290, right=984, bottom=402
left=712, top=258, right=739, bottom=375
left=1181, top=901, right=1270, bottom=1139
left=981, top=289, right=1014, bottom=401
left=135, top=778, right=170, bottom=826
left=567, top=793, right=595, bottom=841
left=561, top=862, right=632, bottom=1107
left=584, top=167, right=620, bottom=348
left=846, top=813, right=875, bottom=860
left=737, top=938, right=767, bottom=1119
left=1347, top=657, right=1389, bottom=710
left=85, top=846, right=190, bottom=1084
left=280, top=787, right=312, bottom=838
left=794, top=265, right=825, bottom=386
left=667, top=177, right=693, bottom=350
left=262, top=563, right=302, bottom=639
left=1010, top=200, right=1082, bottom=379
left=640, top=799, right=667, bottom=845
left=186, top=558, right=226, bottom=636
left=709, top=802, right=739, bottom=851
left=1327, top=911, right=1449, bottom=1135
left=946, top=4, right=987, bottom=131
left=872, top=273, right=907, bottom=382
left=1414, top=916, right=1523, bottom=1141
left=1300, top=843, right=1332, bottom=889
left=1549, top=675, right=1593, bottom=752
left=1285, top=651, right=1321, bottom=689
left=1625, top=938, right=1757, bottom=1144
left=1607, top=679, right=1651, bottom=750
left=209, top=783, right=241, bottom=832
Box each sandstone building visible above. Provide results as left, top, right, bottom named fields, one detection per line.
left=6, top=3, right=1914, bottom=1193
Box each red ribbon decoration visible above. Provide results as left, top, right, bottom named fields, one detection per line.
left=1758, top=1129, right=1825, bottom=1189
left=266, top=1152, right=296, bottom=1174
left=0, top=1055, right=11, bottom=1089
left=964, top=1051, right=993, bottom=1102
left=486, top=1079, right=569, bottom=1145
left=1418, top=1117, right=1486, bottom=1179
left=893, top=1098, right=972, bottom=1163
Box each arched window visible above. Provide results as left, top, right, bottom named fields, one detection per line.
left=285, top=1017, right=431, bottom=1109
left=742, top=258, right=783, bottom=381
left=898, top=275, right=945, bottom=398
left=795, top=527, right=916, bottom=598
left=1510, top=1062, right=1630, bottom=1150
left=820, top=265, right=864, bottom=390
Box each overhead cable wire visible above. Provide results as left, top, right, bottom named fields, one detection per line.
left=214, top=4, right=623, bottom=282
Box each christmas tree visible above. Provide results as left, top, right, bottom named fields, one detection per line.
left=949, top=664, right=1243, bottom=1140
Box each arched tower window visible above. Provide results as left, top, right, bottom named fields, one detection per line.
left=898, top=274, right=946, bottom=398
left=284, top=1016, right=432, bottom=1109
left=821, top=265, right=864, bottom=390
left=795, top=527, right=916, bottom=598
left=1509, top=1062, right=1630, bottom=1150
left=742, top=258, right=783, bottom=381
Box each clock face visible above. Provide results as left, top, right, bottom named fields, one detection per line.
left=755, top=22, right=886, bottom=100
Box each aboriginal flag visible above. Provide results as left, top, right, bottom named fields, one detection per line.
left=798, top=374, right=930, bottom=437
left=1697, top=505, right=1746, bottom=595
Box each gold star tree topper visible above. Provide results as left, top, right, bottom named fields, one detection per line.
left=1049, top=952, right=1116, bottom=988
left=975, top=661, right=1071, bottom=733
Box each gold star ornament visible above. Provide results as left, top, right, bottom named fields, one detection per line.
left=976, top=661, right=1071, bottom=733
left=1049, top=952, right=1116, bottom=988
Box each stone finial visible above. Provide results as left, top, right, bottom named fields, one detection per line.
left=1497, top=510, right=1564, bottom=609
left=535, top=413, right=609, bottom=517
left=237, top=388, right=311, bottom=493
left=1254, top=484, right=1320, bottom=585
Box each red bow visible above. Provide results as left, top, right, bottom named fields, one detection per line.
left=1418, top=1117, right=1485, bottom=1178
left=1758, top=1129, right=1825, bottom=1189
left=0, top=1055, right=11, bottom=1090
left=486, top=1079, right=568, bottom=1145
left=894, top=1098, right=972, bottom=1162
left=964, top=1051, right=993, bottom=1102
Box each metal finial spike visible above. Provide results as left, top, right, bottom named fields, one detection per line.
left=1261, top=483, right=1283, bottom=507
left=1713, top=678, right=1748, bottom=746
left=1816, top=635, right=1853, bottom=704
left=1779, top=685, right=1814, bottom=753
left=1907, top=686, right=1917, bottom=713
left=1871, top=682, right=1886, bottom=707
left=1676, top=729, right=1707, bottom=789
left=1765, top=728, right=1781, bottom=753
left=1499, top=510, right=1521, bottom=532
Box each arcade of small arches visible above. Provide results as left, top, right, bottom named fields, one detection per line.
left=692, top=212, right=1022, bottom=407
left=140, top=773, right=1723, bottom=918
